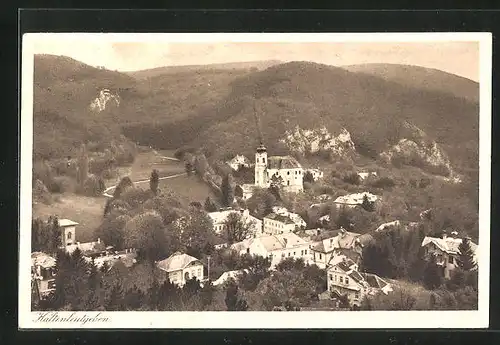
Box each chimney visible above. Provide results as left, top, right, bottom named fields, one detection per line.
left=442, top=231, right=447, bottom=239
left=77, top=242, right=80, bottom=247
left=97, top=238, right=101, bottom=244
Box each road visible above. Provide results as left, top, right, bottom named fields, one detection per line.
left=102, top=152, right=185, bottom=198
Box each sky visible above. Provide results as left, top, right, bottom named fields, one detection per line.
left=31, top=35, right=480, bottom=81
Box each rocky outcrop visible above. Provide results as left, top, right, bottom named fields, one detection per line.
left=380, top=122, right=461, bottom=182
left=89, top=89, right=120, bottom=112
left=280, top=126, right=356, bottom=159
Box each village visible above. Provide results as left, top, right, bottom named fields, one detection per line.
left=31, top=141, right=479, bottom=311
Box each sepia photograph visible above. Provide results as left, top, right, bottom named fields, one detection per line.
left=19, top=32, right=491, bottom=328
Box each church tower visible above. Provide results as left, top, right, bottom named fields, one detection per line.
left=255, top=143, right=268, bottom=188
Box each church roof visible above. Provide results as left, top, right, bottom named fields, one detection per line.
left=267, top=156, right=302, bottom=169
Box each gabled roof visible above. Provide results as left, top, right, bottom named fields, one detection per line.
left=31, top=252, right=56, bottom=268
left=331, top=257, right=358, bottom=273
left=311, top=230, right=360, bottom=253
left=361, top=272, right=389, bottom=289
left=157, top=252, right=202, bottom=273
left=231, top=232, right=309, bottom=253
left=421, top=236, right=478, bottom=255
left=213, top=269, right=249, bottom=286
left=264, top=212, right=296, bottom=225
left=334, top=192, right=378, bottom=205
left=59, top=219, right=79, bottom=227
left=267, top=156, right=302, bottom=170
left=64, top=241, right=106, bottom=255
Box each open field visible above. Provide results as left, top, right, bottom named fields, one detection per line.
left=33, top=194, right=107, bottom=243
left=159, top=174, right=219, bottom=206
left=32, top=150, right=216, bottom=241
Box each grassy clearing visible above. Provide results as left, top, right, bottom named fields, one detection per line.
left=33, top=194, right=106, bottom=243
left=159, top=175, right=219, bottom=207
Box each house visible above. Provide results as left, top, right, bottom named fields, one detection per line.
left=230, top=232, right=312, bottom=268
left=31, top=252, right=57, bottom=299
left=59, top=218, right=79, bottom=248
left=239, top=183, right=256, bottom=200
left=63, top=238, right=107, bottom=257
left=208, top=208, right=263, bottom=237
left=333, top=192, right=379, bottom=209
left=305, top=168, right=324, bottom=181
left=263, top=212, right=297, bottom=235
left=421, top=233, right=478, bottom=279
left=86, top=248, right=138, bottom=270
left=271, top=206, right=307, bottom=229
left=254, top=143, right=304, bottom=193
left=327, top=257, right=392, bottom=307
left=226, top=155, right=252, bottom=171
left=310, top=228, right=363, bottom=269
left=375, top=220, right=402, bottom=232
left=213, top=269, right=249, bottom=286
left=156, top=251, right=205, bottom=287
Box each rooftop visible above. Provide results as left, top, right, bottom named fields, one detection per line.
left=267, top=156, right=302, bottom=170
left=31, top=252, right=56, bottom=268
left=311, top=229, right=361, bottom=253
left=64, top=241, right=106, bottom=255
left=157, top=252, right=202, bottom=273
left=264, top=212, right=296, bottom=225
left=59, top=219, right=79, bottom=227
left=422, top=236, right=478, bottom=255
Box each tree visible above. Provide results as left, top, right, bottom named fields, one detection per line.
left=225, top=279, right=248, bottom=311
left=204, top=196, right=218, bottom=212
left=423, top=257, right=445, bottom=290
left=236, top=254, right=272, bottom=291
left=361, top=194, right=375, bottom=212
left=53, top=248, right=90, bottom=310
left=94, top=214, right=130, bottom=251
left=113, top=176, right=134, bottom=199
left=179, top=209, right=216, bottom=258
left=77, top=143, right=89, bottom=191
left=457, top=237, right=477, bottom=271
left=105, top=282, right=125, bottom=311
left=123, top=211, right=168, bottom=262
left=303, top=171, right=315, bottom=184
left=223, top=212, right=252, bottom=245
left=149, top=169, right=159, bottom=195
left=221, top=174, right=234, bottom=207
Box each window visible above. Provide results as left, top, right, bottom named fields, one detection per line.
left=67, top=231, right=72, bottom=240
left=288, top=252, right=291, bottom=257
left=246, top=248, right=250, bottom=254
left=345, top=277, right=349, bottom=285
left=198, top=268, right=202, bottom=277
left=334, top=275, right=337, bottom=281
left=262, top=158, right=265, bottom=163
left=304, top=250, right=307, bottom=255
left=287, top=181, right=290, bottom=186
left=282, top=253, right=285, bottom=258
left=184, top=272, right=190, bottom=281
left=340, top=276, right=343, bottom=284
left=355, top=292, right=359, bottom=299
left=329, top=274, right=333, bottom=281
left=449, top=256, right=454, bottom=265
left=287, top=171, right=290, bottom=175
left=293, top=252, right=296, bottom=256
left=319, top=254, right=322, bottom=260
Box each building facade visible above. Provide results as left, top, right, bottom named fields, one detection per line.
left=156, top=252, right=205, bottom=287
left=263, top=213, right=297, bottom=235
left=208, top=208, right=263, bottom=237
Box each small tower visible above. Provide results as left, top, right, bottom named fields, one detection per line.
left=255, top=143, right=268, bottom=188
left=59, top=219, right=79, bottom=248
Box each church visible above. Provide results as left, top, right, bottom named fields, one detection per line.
left=254, top=143, right=304, bottom=193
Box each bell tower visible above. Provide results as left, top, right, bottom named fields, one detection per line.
left=255, top=143, right=268, bottom=187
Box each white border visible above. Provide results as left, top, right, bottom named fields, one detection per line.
left=20, top=32, right=492, bottom=329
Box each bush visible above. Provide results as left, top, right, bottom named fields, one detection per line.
left=369, top=176, right=396, bottom=189
left=81, top=174, right=106, bottom=196
left=121, top=187, right=154, bottom=209
left=33, top=179, right=53, bottom=204
left=343, top=172, right=361, bottom=185
left=50, top=176, right=76, bottom=193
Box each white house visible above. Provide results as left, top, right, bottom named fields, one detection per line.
left=213, top=269, right=249, bottom=286
left=421, top=233, right=478, bottom=279
left=333, top=192, right=379, bottom=209
left=271, top=206, right=307, bottom=229
left=226, top=154, right=252, bottom=171
left=208, top=208, right=263, bottom=237
left=375, top=220, right=402, bottom=232
left=305, top=168, right=324, bottom=181
left=327, top=257, right=393, bottom=307
left=156, top=252, right=205, bottom=287
left=263, top=212, right=297, bottom=235
left=310, top=229, right=362, bottom=269
left=230, top=232, right=312, bottom=268
left=31, top=252, right=57, bottom=299
left=254, top=143, right=304, bottom=193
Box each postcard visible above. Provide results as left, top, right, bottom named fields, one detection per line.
left=20, top=32, right=491, bottom=328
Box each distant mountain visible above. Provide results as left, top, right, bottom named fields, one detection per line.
left=162, top=61, right=478, bottom=177
left=125, top=60, right=283, bottom=80
left=342, top=63, right=479, bottom=103
left=33, top=54, right=252, bottom=159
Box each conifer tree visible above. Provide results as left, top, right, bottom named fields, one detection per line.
left=457, top=237, right=477, bottom=271
left=423, top=257, right=444, bottom=290
left=221, top=174, right=234, bottom=207
left=225, top=279, right=248, bottom=311
left=204, top=196, right=217, bottom=212
left=361, top=194, right=375, bottom=212
left=149, top=169, right=159, bottom=195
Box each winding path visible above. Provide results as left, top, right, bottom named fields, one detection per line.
left=102, top=152, right=185, bottom=198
